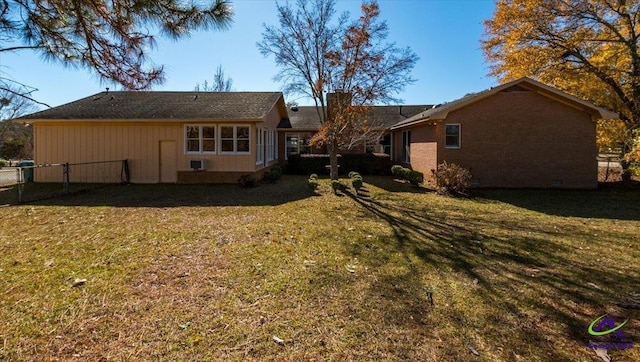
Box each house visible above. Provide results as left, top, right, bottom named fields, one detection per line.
left=16, top=91, right=286, bottom=183
left=15, top=77, right=617, bottom=188
left=389, top=77, right=618, bottom=189
left=277, top=104, right=432, bottom=160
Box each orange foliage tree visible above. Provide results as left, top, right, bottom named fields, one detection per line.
left=483, top=0, right=640, bottom=154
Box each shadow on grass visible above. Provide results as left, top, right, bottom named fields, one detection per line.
left=334, top=188, right=639, bottom=359
left=474, top=186, right=640, bottom=220
left=362, top=175, right=433, bottom=194
left=22, top=175, right=315, bottom=207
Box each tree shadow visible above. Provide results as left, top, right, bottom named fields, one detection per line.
left=473, top=187, right=640, bottom=220
left=19, top=176, right=315, bottom=207
left=328, top=189, right=639, bottom=359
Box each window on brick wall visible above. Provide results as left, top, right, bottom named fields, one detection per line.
left=445, top=124, right=460, bottom=149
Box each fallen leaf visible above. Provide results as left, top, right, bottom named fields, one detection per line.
left=466, top=344, right=479, bottom=356
left=72, top=278, right=87, bottom=287
left=273, top=335, right=285, bottom=345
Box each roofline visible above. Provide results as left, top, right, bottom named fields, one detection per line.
left=14, top=117, right=266, bottom=124
left=390, top=77, right=619, bottom=130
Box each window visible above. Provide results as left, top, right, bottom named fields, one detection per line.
left=220, top=125, right=250, bottom=154
left=256, top=127, right=264, bottom=165
left=445, top=124, right=460, bottom=148
left=185, top=125, right=216, bottom=154
left=402, top=130, right=411, bottom=163
left=285, top=132, right=313, bottom=159
left=266, top=129, right=275, bottom=162
left=380, top=133, right=392, bottom=156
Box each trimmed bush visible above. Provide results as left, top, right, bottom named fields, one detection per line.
left=348, top=171, right=361, bottom=179
left=263, top=165, right=283, bottom=183
left=352, top=176, right=363, bottom=192
left=406, top=170, right=424, bottom=186
left=308, top=177, right=319, bottom=192
left=0, top=159, right=7, bottom=168
left=330, top=180, right=342, bottom=194
left=432, top=161, right=472, bottom=196
left=391, top=165, right=404, bottom=177
left=238, top=174, right=257, bottom=188
left=309, top=173, right=318, bottom=180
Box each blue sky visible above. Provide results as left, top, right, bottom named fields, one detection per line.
left=1, top=0, right=497, bottom=110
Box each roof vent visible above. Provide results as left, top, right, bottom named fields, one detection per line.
left=290, top=106, right=299, bottom=112
left=194, top=94, right=198, bottom=101
left=432, top=104, right=442, bottom=109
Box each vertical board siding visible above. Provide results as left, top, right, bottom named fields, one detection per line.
left=34, top=121, right=265, bottom=183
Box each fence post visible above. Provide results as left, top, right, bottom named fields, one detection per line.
left=63, top=163, right=70, bottom=193
left=122, top=159, right=130, bottom=183
left=16, top=168, right=23, bottom=203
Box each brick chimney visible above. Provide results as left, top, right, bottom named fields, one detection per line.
left=326, top=91, right=352, bottom=119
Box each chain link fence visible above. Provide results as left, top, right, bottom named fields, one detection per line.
left=0, top=160, right=130, bottom=205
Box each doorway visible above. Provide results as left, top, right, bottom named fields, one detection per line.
left=159, top=141, right=177, bottom=183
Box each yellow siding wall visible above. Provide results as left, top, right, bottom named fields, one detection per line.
left=34, top=121, right=261, bottom=183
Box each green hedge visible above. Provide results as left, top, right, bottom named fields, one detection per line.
left=286, top=153, right=392, bottom=176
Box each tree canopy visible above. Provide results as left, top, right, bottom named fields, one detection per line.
left=1, top=0, right=233, bottom=103
left=258, top=0, right=417, bottom=179
left=483, top=0, right=640, bottom=136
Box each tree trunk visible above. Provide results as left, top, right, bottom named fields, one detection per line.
left=329, top=139, right=339, bottom=180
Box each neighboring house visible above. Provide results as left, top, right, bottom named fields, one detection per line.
left=389, top=77, right=618, bottom=189
left=15, top=91, right=286, bottom=183
left=277, top=104, right=432, bottom=161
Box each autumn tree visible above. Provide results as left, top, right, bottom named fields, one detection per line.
left=195, top=65, right=233, bottom=91
left=1, top=0, right=233, bottom=103
left=483, top=0, right=640, bottom=153
left=258, top=0, right=417, bottom=179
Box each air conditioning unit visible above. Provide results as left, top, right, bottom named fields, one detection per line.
left=190, top=160, right=207, bottom=170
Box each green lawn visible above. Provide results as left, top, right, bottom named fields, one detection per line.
left=0, top=176, right=638, bottom=361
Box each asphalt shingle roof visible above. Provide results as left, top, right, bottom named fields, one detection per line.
left=278, top=105, right=433, bottom=130
left=17, top=91, right=284, bottom=120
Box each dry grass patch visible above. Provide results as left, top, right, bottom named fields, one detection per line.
left=0, top=176, right=639, bottom=361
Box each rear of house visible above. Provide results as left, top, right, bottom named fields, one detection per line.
left=16, top=92, right=286, bottom=183
left=390, top=78, right=618, bottom=189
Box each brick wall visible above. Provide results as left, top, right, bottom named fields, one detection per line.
left=430, top=89, right=597, bottom=189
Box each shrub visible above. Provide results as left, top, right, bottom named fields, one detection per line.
left=330, top=179, right=342, bottom=194
left=406, top=170, right=424, bottom=186
left=351, top=176, right=363, bottom=192
left=308, top=177, right=319, bottom=192
left=432, top=161, right=472, bottom=196
left=391, top=165, right=404, bottom=177
left=263, top=165, right=283, bottom=183
left=309, top=173, right=318, bottom=180
left=238, top=174, right=257, bottom=188
left=0, top=159, right=7, bottom=168
left=348, top=171, right=361, bottom=179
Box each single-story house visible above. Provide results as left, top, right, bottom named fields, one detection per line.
left=389, top=77, right=618, bottom=189
left=16, top=91, right=287, bottom=183
left=277, top=104, right=432, bottom=160
left=15, top=77, right=617, bottom=188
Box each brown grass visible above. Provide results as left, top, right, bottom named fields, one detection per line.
left=0, top=176, right=639, bottom=361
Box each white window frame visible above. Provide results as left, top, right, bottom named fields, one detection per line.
left=219, top=125, right=251, bottom=155
left=402, top=130, right=411, bottom=163
left=184, top=124, right=217, bottom=154
left=266, top=129, right=275, bottom=162
left=256, top=127, right=264, bottom=165
left=445, top=124, right=461, bottom=149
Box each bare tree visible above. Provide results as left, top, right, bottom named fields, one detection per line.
left=0, top=84, right=35, bottom=158
left=258, top=0, right=417, bottom=179
left=1, top=0, right=233, bottom=103
left=195, top=65, right=233, bottom=91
